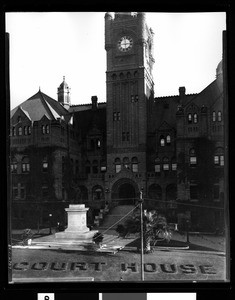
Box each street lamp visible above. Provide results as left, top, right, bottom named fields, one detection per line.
left=49, top=213, right=52, bottom=235
left=139, top=188, right=144, bottom=281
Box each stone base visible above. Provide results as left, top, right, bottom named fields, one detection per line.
left=55, top=229, right=98, bottom=242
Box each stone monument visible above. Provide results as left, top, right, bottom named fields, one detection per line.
left=55, top=204, right=98, bottom=243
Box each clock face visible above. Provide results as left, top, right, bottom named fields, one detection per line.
left=118, top=36, right=133, bottom=52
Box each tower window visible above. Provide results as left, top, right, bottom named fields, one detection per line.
left=117, top=112, right=121, bottom=121
left=42, top=157, right=48, bottom=172
left=218, top=111, right=222, bottom=122
left=122, top=132, right=130, bottom=142
left=113, top=112, right=117, bottom=121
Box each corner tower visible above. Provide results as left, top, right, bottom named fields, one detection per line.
left=57, top=76, right=71, bottom=110
left=105, top=12, right=155, bottom=196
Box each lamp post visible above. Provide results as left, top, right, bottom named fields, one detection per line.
left=139, top=189, right=144, bottom=281
left=49, top=213, right=52, bottom=235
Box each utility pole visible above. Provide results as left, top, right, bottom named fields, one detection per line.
left=139, top=189, right=144, bottom=281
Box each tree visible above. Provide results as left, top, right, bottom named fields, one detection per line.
left=116, top=209, right=172, bottom=253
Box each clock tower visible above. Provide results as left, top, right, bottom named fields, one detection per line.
left=105, top=12, right=155, bottom=197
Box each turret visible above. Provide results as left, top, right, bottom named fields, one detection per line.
left=57, top=76, right=71, bottom=110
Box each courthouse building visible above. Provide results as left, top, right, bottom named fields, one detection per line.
left=10, top=12, right=225, bottom=232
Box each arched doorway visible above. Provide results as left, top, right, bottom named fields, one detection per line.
left=111, top=178, right=138, bottom=205
left=119, top=183, right=136, bottom=205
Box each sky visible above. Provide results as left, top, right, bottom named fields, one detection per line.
left=6, top=12, right=226, bottom=109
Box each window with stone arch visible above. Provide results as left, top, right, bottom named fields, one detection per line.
left=22, top=156, right=30, bottom=173
left=92, top=185, right=104, bottom=201
left=18, top=126, right=22, bottom=136
left=131, top=157, right=138, bottom=172
left=162, top=157, right=170, bottom=171
left=114, top=158, right=121, bottom=173
left=188, top=113, right=192, bottom=123
left=123, top=157, right=130, bottom=169
left=154, top=157, right=161, bottom=173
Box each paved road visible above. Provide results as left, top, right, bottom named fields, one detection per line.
left=11, top=247, right=227, bottom=282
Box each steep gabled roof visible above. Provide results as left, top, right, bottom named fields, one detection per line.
left=11, top=90, right=69, bottom=121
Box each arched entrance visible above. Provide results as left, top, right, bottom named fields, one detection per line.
left=111, top=178, right=138, bottom=205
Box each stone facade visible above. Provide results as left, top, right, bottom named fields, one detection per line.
left=10, top=13, right=226, bottom=232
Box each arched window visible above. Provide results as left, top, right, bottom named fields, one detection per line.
left=92, top=186, right=104, bottom=200
left=162, top=157, right=169, bottom=171
left=97, top=139, right=101, bottom=149
left=188, top=113, right=192, bottom=123
left=212, top=111, right=216, bottom=122
left=112, top=73, right=117, bottom=80
left=127, top=72, right=131, bottom=78
left=189, top=148, right=197, bottom=166
left=28, top=126, right=31, bottom=135
left=166, top=135, right=171, bottom=145
left=92, top=160, right=99, bottom=174
left=218, top=111, right=222, bottom=122
left=154, top=157, right=161, bottom=173
left=85, top=160, right=91, bottom=174
left=123, top=157, right=130, bottom=169
left=11, top=157, right=18, bottom=173
left=193, top=113, right=198, bottom=123
left=131, top=157, right=138, bottom=172
left=22, top=156, right=30, bottom=173
left=42, top=157, right=48, bottom=172
left=46, top=124, right=50, bottom=134
left=171, top=157, right=177, bottom=171
left=114, top=158, right=121, bottom=173
left=119, top=73, right=124, bottom=79
left=24, top=126, right=28, bottom=135
left=18, top=127, right=22, bottom=136
left=160, top=135, right=165, bottom=147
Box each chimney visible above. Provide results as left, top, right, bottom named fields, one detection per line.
left=91, top=96, right=98, bottom=110
left=179, top=86, right=186, bottom=97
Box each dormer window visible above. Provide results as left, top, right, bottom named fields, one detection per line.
left=12, top=127, right=16, bottom=136
left=46, top=124, right=50, bottom=134
left=42, top=125, right=45, bottom=134
left=160, top=135, right=165, bottom=147
left=166, top=135, right=171, bottom=145
left=18, top=127, right=22, bottom=136
left=212, top=111, right=216, bottom=122
left=188, top=113, right=192, bottom=123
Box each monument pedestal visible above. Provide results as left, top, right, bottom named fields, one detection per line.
left=55, top=204, right=98, bottom=243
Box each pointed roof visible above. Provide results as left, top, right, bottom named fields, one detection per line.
left=11, top=90, right=69, bottom=121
